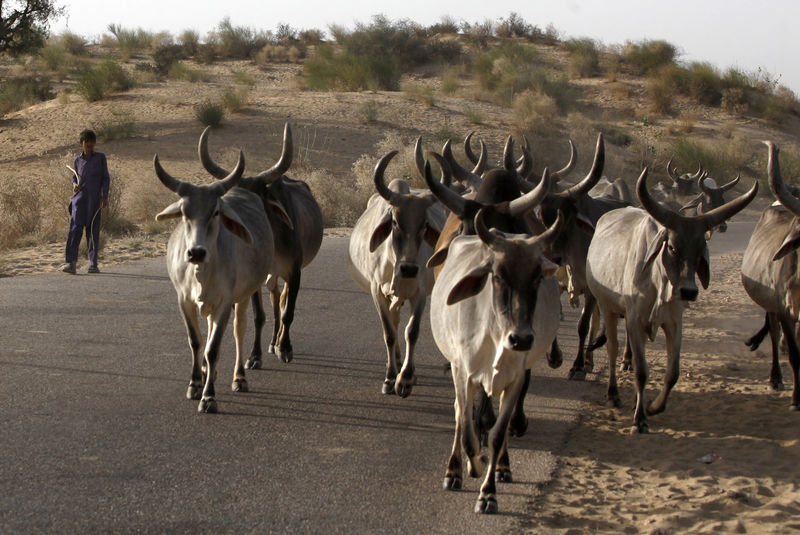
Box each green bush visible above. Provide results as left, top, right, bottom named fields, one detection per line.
left=168, top=61, right=206, bottom=82
left=495, top=12, right=541, bottom=40
left=427, top=15, right=460, bottom=35
left=233, top=70, right=256, bottom=86
left=39, top=43, right=67, bottom=71
left=178, top=29, right=200, bottom=56
left=210, top=17, right=269, bottom=59
left=58, top=31, right=87, bottom=55
left=152, top=44, right=187, bottom=75
left=597, top=125, right=632, bottom=147
left=304, top=43, right=400, bottom=91
left=670, top=136, right=739, bottom=179
left=512, top=90, right=558, bottom=134
left=686, top=62, right=723, bottom=106
left=623, top=39, right=677, bottom=74
left=0, top=76, right=53, bottom=116
left=221, top=87, right=249, bottom=112
left=360, top=100, right=378, bottom=123
left=195, top=101, right=225, bottom=127
left=106, top=24, right=153, bottom=58
left=75, top=60, right=133, bottom=102
left=565, top=38, right=600, bottom=78
left=94, top=112, right=136, bottom=141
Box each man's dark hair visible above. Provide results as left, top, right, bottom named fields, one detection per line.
left=79, top=129, right=97, bottom=143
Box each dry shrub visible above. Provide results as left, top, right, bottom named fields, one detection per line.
left=255, top=43, right=305, bottom=64
left=303, top=168, right=369, bottom=227
left=221, top=86, right=250, bottom=113
left=402, top=80, right=436, bottom=106
left=512, top=90, right=558, bottom=134
left=647, top=75, right=673, bottom=114
left=721, top=87, right=748, bottom=115
left=440, top=65, right=461, bottom=95
left=609, top=81, right=631, bottom=101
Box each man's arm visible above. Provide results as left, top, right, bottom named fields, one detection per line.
left=72, top=156, right=81, bottom=193
left=101, top=154, right=110, bottom=208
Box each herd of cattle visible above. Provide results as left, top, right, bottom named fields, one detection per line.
left=151, top=123, right=798, bottom=514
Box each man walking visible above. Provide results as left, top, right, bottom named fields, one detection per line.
left=62, top=130, right=110, bottom=274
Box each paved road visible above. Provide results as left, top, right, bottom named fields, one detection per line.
left=0, top=237, right=595, bottom=534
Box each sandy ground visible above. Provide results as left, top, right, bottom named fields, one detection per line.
left=526, top=250, right=800, bottom=534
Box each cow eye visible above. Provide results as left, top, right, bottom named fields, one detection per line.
left=668, top=244, right=677, bottom=254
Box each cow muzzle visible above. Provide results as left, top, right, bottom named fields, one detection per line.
left=186, top=247, right=207, bottom=264
left=679, top=287, right=698, bottom=301
left=398, top=263, right=419, bottom=279
left=506, top=332, right=534, bottom=352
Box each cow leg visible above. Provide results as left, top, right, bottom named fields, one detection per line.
left=647, top=319, right=681, bottom=415
left=267, top=275, right=281, bottom=355
left=372, top=289, right=400, bottom=395
left=745, top=311, right=771, bottom=351
left=604, top=312, right=621, bottom=408
left=179, top=298, right=203, bottom=400
left=547, top=338, right=563, bottom=369
left=568, top=293, right=596, bottom=380
left=474, top=387, right=496, bottom=447
left=508, top=369, right=530, bottom=437
left=627, top=325, right=649, bottom=433
left=395, top=293, right=424, bottom=398
left=476, top=371, right=525, bottom=515
left=245, top=291, right=266, bottom=370
left=199, top=306, right=231, bottom=413
left=275, top=265, right=301, bottom=363
left=767, top=312, right=784, bottom=391
left=777, top=314, right=800, bottom=410
left=584, top=303, right=601, bottom=373
left=231, top=301, right=249, bottom=393
left=494, top=440, right=512, bottom=483
left=444, top=362, right=466, bottom=490
left=461, top=380, right=485, bottom=479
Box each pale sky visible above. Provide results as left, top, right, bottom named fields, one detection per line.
left=53, top=0, right=800, bottom=92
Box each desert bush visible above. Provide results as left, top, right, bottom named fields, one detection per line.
left=669, top=136, right=743, bottom=180
left=565, top=38, right=600, bottom=78
left=360, top=100, right=378, bottom=123
left=685, top=62, right=723, bottom=106
left=94, top=111, right=136, bottom=141
left=305, top=43, right=397, bottom=91
left=178, top=29, right=200, bottom=56
left=152, top=44, right=187, bottom=75
left=209, top=17, right=269, bottom=59
left=0, top=75, right=53, bottom=115
left=255, top=43, right=305, bottom=64
left=167, top=61, right=206, bottom=82
left=39, top=42, right=67, bottom=71
left=233, top=70, right=256, bottom=86
left=460, top=19, right=494, bottom=48
left=106, top=24, right=153, bottom=58
left=427, top=15, right=460, bottom=35
left=495, top=12, right=540, bottom=40
left=195, top=101, right=225, bottom=127
left=512, top=90, right=558, bottom=134
left=151, top=31, right=174, bottom=49
left=402, top=81, right=435, bottom=106
left=463, top=104, right=483, bottom=124
left=646, top=73, right=674, bottom=114
left=623, top=39, right=677, bottom=74
left=57, top=31, right=87, bottom=55
left=299, top=28, right=324, bottom=46
left=76, top=60, right=133, bottom=101
left=221, top=87, right=249, bottom=113
left=440, top=66, right=461, bottom=95
left=608, top=81, right=631, bottom=101
left=597, top=124, right=632, bottom=147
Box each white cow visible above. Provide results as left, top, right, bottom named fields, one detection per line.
left=431, top=209, right=561, bottom=514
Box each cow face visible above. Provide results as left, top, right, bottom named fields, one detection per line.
left=447, top=210, right=562, bottom=352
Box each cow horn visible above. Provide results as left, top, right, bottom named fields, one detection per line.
left=720, top=174, right=740, bottom=192
left=550, top=139, right=577, bottom=181
left=424, top=155, right=465, bottom=216
left=255, top=122, right=293, bottom=183
left=533, top=210, right=564, bottom=246
left=216, top=150, right=246, bottom=193
left=443, top=139, right=482, bottom=190
left=559, top=133, right=604, bottom=198
left=502, top=136, right=515, bottom=172
left=515, top=135, right=531, bottom=167
left=508, top=167, right=551, bottom=217
left=464, top=131, right=478, bottom=165
left=414, top=135, right=426, bottom=180
left=766, top=141, right=800, bottom=216
left=696, top=178, right=758, bottom=231
left=374, top=150, right=401, bottom=206
left=516, top=143, right=534, bottom=178
left=475, top=208, right=506, bottom=249
left=637, top=167, right=682, bottom=230
left=198, top=126, right=231, bottom=180
left=667, top=159, right=680, bottom=182
left=472, top=139, right=487, bottom=175
left=698, top=174, right=715, bottom=195
left=689, top=163, right=704, bottom=181
left=153, top=154, right=190, bottom=195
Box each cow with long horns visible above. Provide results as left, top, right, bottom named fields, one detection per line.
left=587, top=168, right=757, bottom=432
left=199, top=123, right=323, bottom=366
left=741, top=141, right=800, bottom=410
left=348, top=151, right=446, bottom=397
left=154, top=151, right=274, bottom=413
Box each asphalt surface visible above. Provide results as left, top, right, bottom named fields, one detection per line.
left=0, top=236, right=597, bottom=534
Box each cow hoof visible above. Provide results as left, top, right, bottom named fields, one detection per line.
left=245, top=357, right=262, bottom=370
left=630, top=422, right=649, bottom=434
left=509, top=413, right=528, bottom=438
left=474, top=496, right=498, bottom=515
left=790, top=404, right=799, bottom=412
left=276, top=347, right=293, bottom=363
left=467, top=455, right=487, bottom=478
left=568, top=368, right=586, bottom=381
left=186, top=385, right=202, bottom=400
left=231, top=379, right=248, bottom=392
left=584, top=361, right=595, bottom=373
left=547, top=346, right=563, bottom=369
left=268, top=344, right=276, bottom=354
left=620, top=361, right=632, bottom=372
left=443, top=474, right=462, bottom=490
left=381, top=381, right=395, bottom=395
left=770, top=379, right=784, bottom=391
left=395, top=375, right=415, bottom=398
left=198, top=398, right=217, bottom=413
left=607, top=395, right=621, bottom=408
left=495, top=469, right=513, bottom=483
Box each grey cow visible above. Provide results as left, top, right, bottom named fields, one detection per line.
left=586, top=168, right=757, bottom=432
left=154, top=151, right=274, bottom=413
left=348, top=151, right=446, bottom=397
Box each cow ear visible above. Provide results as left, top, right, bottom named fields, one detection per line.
left=369, top=212, right=392, bottom=252
left=773, top=227, right=800, bottom=261
left=447, top=262, right=492, bottom=305
left=576, top=213, right=595, bottom=234
left=696, top=247, right=710, bottom=289
left=642, top=228, right=668, bottom=272
left=155, top=200, right=182, bottom=221
left=424, top=222, right=440, bottom=248
left=427, top=246, right=449, bottom=268
left=266, top=199, right=294, bottom=230
left=220, top=200, right=254, bottom=244
left=542, top=258, right=559, bottom=278
left=680, top=195, right=703, bottom=212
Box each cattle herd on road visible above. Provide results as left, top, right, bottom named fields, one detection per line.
left=152, top=123, right=798, bottom=515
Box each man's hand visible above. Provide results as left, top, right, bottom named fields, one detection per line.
left=72, top=183, right=80, bottom=194
left=102, top=197, right=108, bottom=209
